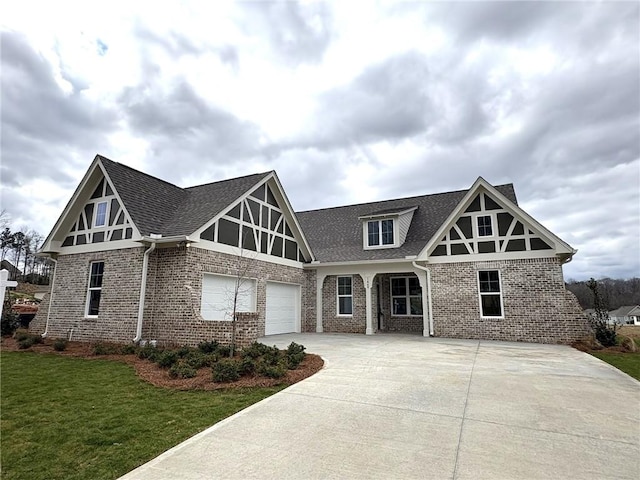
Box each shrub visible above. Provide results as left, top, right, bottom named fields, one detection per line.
left=137, top=344, right=161, bottom=361
left=14, top=329, right=31, bottom=342
left=241, top=342, right=271, bottom=359
left=169, top=361, right=197, bottom=379
left=212, top=358, right=241, bottom=382
left=53, top=339, right=68, bottom=351
left=184, top=351, right=216, bottom=369
left=260, top=345, right=283, bottom=366
left=93, top=343, right=118, bottom=355
left=286, top=342, right=306, bottom=369
left=198, top=340, right=219, bottom=354
left=18, top=337, right=36, bottom=349
left=1, top=309, right=19, bottom=336
left=240, top=356, right=256, bottom=375
left=120, top=344, right=138, bottom=355
left=217, top=344, right=233, bottom=357
left=177, top=345, right=193, bottom=358
left=256, top=359, right=287, bottom=379
left=157, top=350, right=179, bottom=368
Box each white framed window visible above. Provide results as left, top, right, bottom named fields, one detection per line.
left=95, top=201, right=108, bottom=227
left=478, top=270, right=503, bottom=318
left=366, top=219, right=394, bottom=247
left=337, top=276, right=353, bottom=315
left=391, top=277, right=422, bottom=316
left=477, top=215, right=493, bottom=237
left=85, top=261, right=104, bottom=317
left=201, top=273, right=257, bottom=321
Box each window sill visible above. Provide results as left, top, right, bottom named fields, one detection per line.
left=337, top=314, right=353, bottom=317
left=83, top=317, right=98, bottom=322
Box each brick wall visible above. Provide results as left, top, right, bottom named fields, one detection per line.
left=321, top=274, right=366, bottom=333
left=377, top=273, right=423, bottom=332
left=430, top=257, right=591, bottom=344
left=302, top=270, right=317, bottom=332
left=144, top=246, right=305, bottom=347
left=30, top=248, right=145, bottom=343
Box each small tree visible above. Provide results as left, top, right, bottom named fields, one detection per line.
left=586, top=278, right=616, bottom=347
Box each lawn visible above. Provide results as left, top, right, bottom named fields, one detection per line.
left=0, top=351, right=284, bottom=480
left=591, top=351, right=640, bottom=381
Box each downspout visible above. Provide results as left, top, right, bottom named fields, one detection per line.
left=412, top=261, right=435, bottom=336
left=134, top=242, right=156, bottom=343
left=41, top=256, right=58, bottom=338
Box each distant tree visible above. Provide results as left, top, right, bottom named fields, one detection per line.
left=0, top=227, right=13, bottom=262
left=567, top=278, right=640, bottom=310
left=586, top=278, right=617, bottom=347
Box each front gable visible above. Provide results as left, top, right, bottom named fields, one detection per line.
left=193, top=173, right=314, bottom=265
left=419, top=177, right=575, bottom=263
left=40, top=156, right=142, bottom=254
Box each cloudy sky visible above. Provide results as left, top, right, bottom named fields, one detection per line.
left=1, top=1, right=638, bottom=280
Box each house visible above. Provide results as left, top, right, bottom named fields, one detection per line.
left=608, top=306, right=640, bottom=326
left=30, top=155, right=590, bottom=346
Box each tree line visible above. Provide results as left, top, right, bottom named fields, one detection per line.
left=567, top=278, right=640, bottom=311
left=0, top=211, right=53, bottom=285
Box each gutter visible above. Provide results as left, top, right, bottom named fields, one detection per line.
left=41, top=256, right=58, bottom=338
left=412, top=261, right=435, bottom=337
left=134, top=242, right=156, bottom=343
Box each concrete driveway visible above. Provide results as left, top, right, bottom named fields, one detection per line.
left=121, top=334, right=639, bottom=480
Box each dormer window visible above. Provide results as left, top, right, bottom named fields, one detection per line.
left=367, top=219, right=394, bottom=247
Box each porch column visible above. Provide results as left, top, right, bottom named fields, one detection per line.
left=316, top=272, right=326, bottom=333
left=415, top=269, right=430, bottom=337
left=362, top=274, right=374, bottom=335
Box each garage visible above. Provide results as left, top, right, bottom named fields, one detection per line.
left=265, top=282, right=300, bottom=335
left=201, top=274, right=256, bottom=321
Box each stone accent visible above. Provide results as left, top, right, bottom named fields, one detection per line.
left=321, top=274, right=366, bottom=333
left=430, top=257, right=591, bottom=344
left=377, top=273, right=423, bottom=333
left=30, top=248, right=145, bottom=343
left=143, top=246, right=305, bottom=347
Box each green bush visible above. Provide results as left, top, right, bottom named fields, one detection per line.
left=93, top=343, right=118, bottom=355
left=212, top=358, right=241, bottom=382
left=176, top=346, right=193, bottom=358
left=184, top=351, right=216, bottom=369
left=18, top=337, right=36, bottom=349
left=256, top=359, right=287, bottom=379
left=198, top=340, right=219, bottom=354
left=217, top=345, right=232, bottom=357
left=157, top=350, right=179, bottom=368
left=286, top=342, right=306, bottom=369
left=241, top=342, right=271, bottom=359
left=120, top=344, right=138, bottom=355
left=53, top=339, right=68, bottom=351
left=240, top=356, right=256, bottom=375
left=14, top=329, right=31, bottom=342
left=1, top=309, right=19, bottom=336
left=137, top=344, right=161, bottom=361
left=169, top=361, right=197, bottom=379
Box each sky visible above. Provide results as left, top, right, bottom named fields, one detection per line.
left=1, top=0, right=638, bottom=280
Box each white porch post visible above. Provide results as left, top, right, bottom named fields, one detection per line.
left=316, top=272, right=326, bottom=333
left=362, top=274, right=374, bottom=335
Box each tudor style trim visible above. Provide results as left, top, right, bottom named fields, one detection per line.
left=417, top=177, right=575, bottom=262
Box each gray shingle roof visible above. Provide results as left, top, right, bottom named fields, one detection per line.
left=296, top=184, right=517, bottom=263
left=99, top=155, right=270, bottom=237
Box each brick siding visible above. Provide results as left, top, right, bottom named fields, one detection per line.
left=430, top=257, right=591, bottom=343
left=320, top=275, right=366, bottom=333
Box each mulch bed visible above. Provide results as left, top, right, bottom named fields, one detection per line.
left=1, top=337, right=324, bottom=391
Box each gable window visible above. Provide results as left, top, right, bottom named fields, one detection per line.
left=477, top=215, right=493, bottom=236
left=391, top=277, right=422, bottom=316
left=337, top=276, right=353, bottom=315
left=367, top=219, right=394, bottom=247
left=478, top=270, right=503, bottom=318
left=86, top=261, right=104, bottom=317
left=95, top=202, right=108, bottom=227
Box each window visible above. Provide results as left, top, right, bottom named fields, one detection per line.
left=477, top=215, right=492, bottom=236
left=95, top=202, right=108, bottom=227
left=391, top=277, right=422, bottom=316
left=367, top=219, right=394, bottom=247
left=86, top=261, right=104, bottom=317
left=337, top=276, right=352, bottom=315
left=478, top=270, right=503, bottom=317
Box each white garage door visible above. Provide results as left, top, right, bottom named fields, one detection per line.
left=266, top=282, right=299, bottom=335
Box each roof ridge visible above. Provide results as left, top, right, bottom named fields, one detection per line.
left=185, top=171, right=273, bottom=191
left=97, top=154, right=185, bottom=192
left=296, top=183, right=515, bottom=214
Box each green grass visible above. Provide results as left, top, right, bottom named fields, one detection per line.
left=1, top=351, right=284, bottom=480
left=591, top=351, right=640, bottom=380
